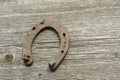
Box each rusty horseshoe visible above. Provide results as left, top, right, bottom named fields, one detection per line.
left=22, top=19, right=70, bottom=72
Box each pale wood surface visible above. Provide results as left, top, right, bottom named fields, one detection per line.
left=0, top=0, right=120, bottom=80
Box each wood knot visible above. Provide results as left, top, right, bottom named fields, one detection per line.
left=4, top=54, right=14, bottom=62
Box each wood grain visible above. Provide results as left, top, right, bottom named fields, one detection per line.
left=0, top=0, right=120, bottom=80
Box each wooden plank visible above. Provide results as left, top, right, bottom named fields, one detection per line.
left=0, top=0, right=120, bottom=80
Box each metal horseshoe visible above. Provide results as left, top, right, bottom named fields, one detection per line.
left=22, top=19, right=70, bottom=72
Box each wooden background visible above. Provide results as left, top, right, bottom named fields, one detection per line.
left=0, top=0, right=120, bottom=80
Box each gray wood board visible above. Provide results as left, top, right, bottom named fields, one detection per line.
left=0, top=0, right=120, bottom=80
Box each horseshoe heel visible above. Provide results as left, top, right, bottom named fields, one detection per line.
left=22, top=19, right=70, bottom=72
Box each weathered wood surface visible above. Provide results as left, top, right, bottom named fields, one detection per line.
left=0, top=0, right=120, bottom=80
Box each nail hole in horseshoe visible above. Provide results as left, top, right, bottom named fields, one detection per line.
left=61, top=50, right=64, bottom=53
left=63, top=33, right=66, bottom=36
left=32, top=27, right=36, bottom=30
left=27, top=55, right=30, bottom=58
